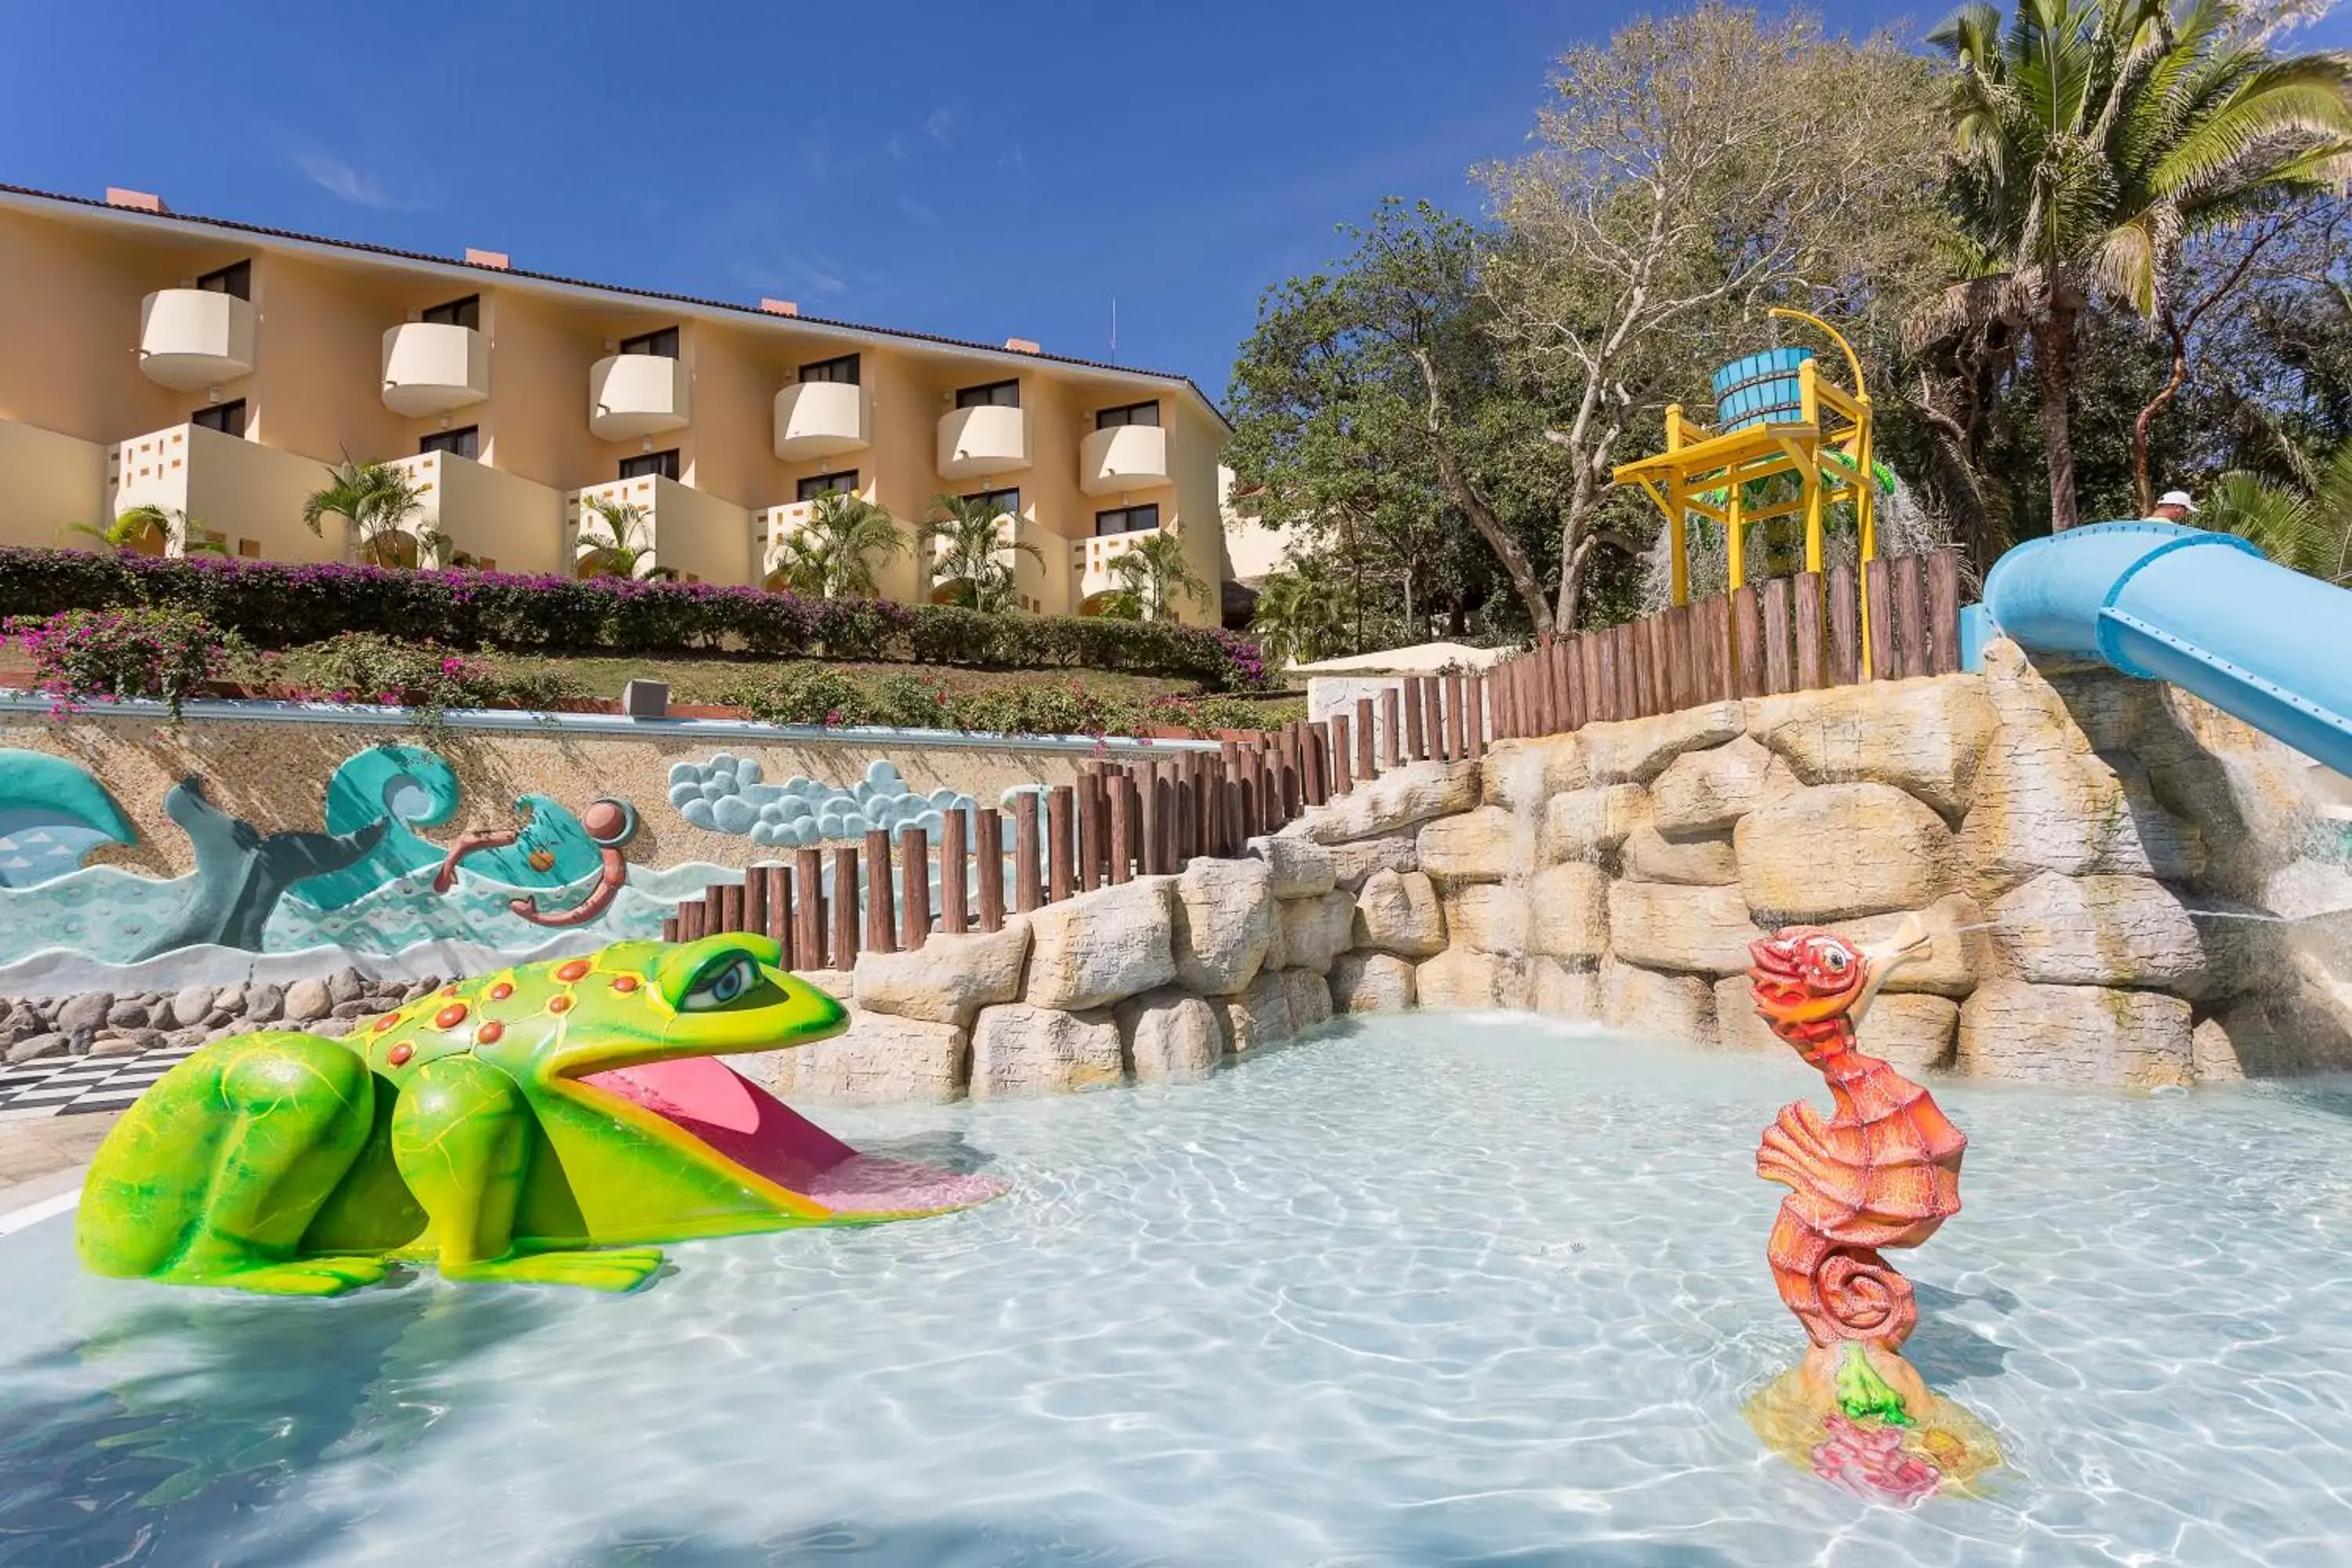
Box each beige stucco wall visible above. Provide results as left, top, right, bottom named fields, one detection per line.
left=391, top=450, right=565, bottom=573
left=107, top=422, right=350, bottom=562
left=0, top=419, right=107, bottom=546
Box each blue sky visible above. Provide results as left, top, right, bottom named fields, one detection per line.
left=5, top=2, right=2347, bottom=402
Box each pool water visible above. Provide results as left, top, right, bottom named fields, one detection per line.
left=6, top=1015, right=2352, bottom=1566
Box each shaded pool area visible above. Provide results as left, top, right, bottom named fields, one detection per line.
left=5, top=1016, right=2352, bottom=1566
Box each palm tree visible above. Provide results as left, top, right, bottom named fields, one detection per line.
left=62, top=504, right=227, bottom=557
left=764, top=491, right=906, bottom=597
left=302, top=458, right=439, bottom=566
left=1248, top=561, right=1351, bottom=672
left=1105, top=529, right=1210, bottom=622
left=920, top=493, right=1042, bottom=613
left=575, top=495, right=673, bottom=580
left=1924, top=0, right=2352, bottom=532
left=2205, top=439, right=2352, bottom=585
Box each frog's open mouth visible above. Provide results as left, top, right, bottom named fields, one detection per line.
left=575, top=1054, right=1004, bottom=1218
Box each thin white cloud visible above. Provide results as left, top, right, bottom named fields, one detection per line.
left=896, top=195, right=937, bottom=226
left=924, top=107, right=954, bottom=146
left=885, top=135, right=909, bottom=162
left=288, top=145, right=428, bottom=210
left=998, top=144, right=1025, bottom=172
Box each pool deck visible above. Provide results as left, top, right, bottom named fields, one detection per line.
left=0, top=1112, right=111, bottom=1224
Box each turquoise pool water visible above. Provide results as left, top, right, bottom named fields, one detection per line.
left=5, top=1015, right=2352, bottom=1566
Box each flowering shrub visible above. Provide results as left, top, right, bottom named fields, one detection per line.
left=241, top=634, right=579, bottom=725
left=724, top=666, right=1276, bottom=737
left=0, top=549, right=1269, bottom=690
left=4, top=607, right=230, bottom=718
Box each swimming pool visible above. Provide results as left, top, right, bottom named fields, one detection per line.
left=5, top=1014, right=2351, bottom=1566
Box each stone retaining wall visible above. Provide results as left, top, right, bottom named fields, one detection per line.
left=760, top=641, right=2352, bottom=1099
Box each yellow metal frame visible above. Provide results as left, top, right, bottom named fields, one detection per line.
left=1612, top=308, right=1883, bottom=675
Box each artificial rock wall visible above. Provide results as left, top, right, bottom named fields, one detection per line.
left=772, top=640, right=2352, bottom=1101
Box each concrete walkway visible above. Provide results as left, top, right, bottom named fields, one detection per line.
left=0, top=1112, right=111, bottom=1225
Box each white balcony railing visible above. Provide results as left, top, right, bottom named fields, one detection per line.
left=1078, top=423, right=1168, bottom=496
left=773, top=380, right=869, bottom=459
left=590, top=354, right=691, bottom=440
left=936, top=404, right=1029, bottom=479
left=137, top=289, right=256, bottom=390
left=1074, top=526, right=1162, bottom=604
left=568, top=475, right=666, bottom=578
left=757, top=499, right=819, bottom=581
left=930, top=512, right=1022, bottom=601
left=382, top=322, right=490, bottom=416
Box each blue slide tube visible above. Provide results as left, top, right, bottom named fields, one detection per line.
left=1977, top=520, right=2352, bottom=776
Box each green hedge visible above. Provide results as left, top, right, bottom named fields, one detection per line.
left=0, top=549, right=1269, bottom=691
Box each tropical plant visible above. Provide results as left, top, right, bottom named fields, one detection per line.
left=2205, top=438, right=2352, bottom=584
left=575, top=495, right=673, bottom=581
left=1924, top=0, right=2352, bottom=532
left=1247, top=561, right=1352, bottom=673
left=301, top=458, right=446, bottom=567
left=764, top=490, right=906, bottom=598
left=919, top=493, right=1041, bottom=614
left=1105, top=529, right=1210, bottom=622
left=61, top=504, right=227, bottom=557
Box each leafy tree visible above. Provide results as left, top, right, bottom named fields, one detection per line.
left=2207, top=437, right=2352, bottom=583
left=302, top=458, right=444, bottom=568
left=920, top=493, right=1040, bottom=614
left=1247, top=561, right=1352, bottom=673
left=1106, top=529, right=1210, bottom=622
left=764, top=490, right=906, bottom=598
left=1924, top=0, right=2352, bottom=532
left=575, top=495, right=672, bottom=580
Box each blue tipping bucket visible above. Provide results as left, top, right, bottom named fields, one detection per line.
left=1711, top=347, right=1815, bottom=433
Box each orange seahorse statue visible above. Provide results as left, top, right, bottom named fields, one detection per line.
left=1743, top=918, right=1999, bottom=1502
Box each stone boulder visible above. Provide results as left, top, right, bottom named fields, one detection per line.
left=1985, top=873, right=2208, bottom=991
left=970, top=1004, right=1125, bottom=1097
left=1330, top=952, right=1416, bottom=1014
left=1530, top=958, right=1601, bottom=1023
left=1956, top=735, right=2204, bottom=897
left=1283, top=969, right=1334, bottom=1030
left=1599, top=959, right=1714, bottom=1043
left=1619, top=825, right=1738, bottom=887
left=1278, top=890, right=1358, bottom=975
left=1737, top=782, right=1953, bottom=922
left=1580, top=702, right=1746, bottom=783
left=1352, top=869, right=1446, bottom=959
left=739, top=1011, right=967, bottom=1105
left=1527, top=862, right=1610, bottom=962
left=1250, top=834, right=1337, bottom=898
left=1483, top=735, right=1588, bottom=812
left=1838, top=895, right=1994, bottom=996
left=1114, top=988, right=1225, bottom=1083
left=1748, top=679, right=1998, bottom=819
left=281, top=978, right=333, bottom=1024
left=1415, top=949, right=1531, bottom=1011
left=1171, top=857, right=1276, bottom=996
left=2190, top=1017, right=2244, bottom=1084
left=1715, top=982, right=1958, bottom=1074
left=1541, top=785, right=1652, bottom=862
left=1214, top=971, right=1296, bottom=1053
left=1954, top=980, right=2193, bottom=1087
left=1328, top=834, right=1417, bottom=891
left=56, top=992, right=112, bottom=1035
left=1607, top=880, right=1756, bottom=976
left=853, top=918, right=1029, bottom=1025
left=1024, top=877, right=1176, bottom=1011
left=1294, top=760, right=1478, bottom=845
left=1650, top=736, right=1776, bottom=835
left=792, top=967, right=855, bottom=1004
left=1417, top=807, right=1523, bottom=886
left=168, top=985, right=216, bottom=1032
left=1442, top=884, right=1530, bottom=956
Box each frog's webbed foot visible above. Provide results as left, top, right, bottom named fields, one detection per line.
left=443, top=1247, right=665, bottom=1293
left=176, top=1255, right=394, bottom=1297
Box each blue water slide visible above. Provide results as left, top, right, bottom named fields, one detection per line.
left=1971, top=520, right=2352, bottom=775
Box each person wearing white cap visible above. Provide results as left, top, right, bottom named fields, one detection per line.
left=2151, top=489, right=2198, bottom=523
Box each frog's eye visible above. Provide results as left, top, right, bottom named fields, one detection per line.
left=1813, top=943, right=1850, bottom=975
left=680, top=955, right=760, bottom=1011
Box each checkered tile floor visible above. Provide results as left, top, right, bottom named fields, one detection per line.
left=0, top=1044, right=201, bottom=1119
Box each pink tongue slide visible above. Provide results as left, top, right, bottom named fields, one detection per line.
left=579, top=1055, right=1005, bottom=1217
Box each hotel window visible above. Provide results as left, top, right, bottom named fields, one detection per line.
left=1094, top=503, right=1158, bottom=537
left=797, top=470, right=859, bottom=503
left=619, top=448, right=680, bottom=481
left=421, top=294, right=481, bottom=331
left=1095, top=401, right=1160, bottom=430
left=800, top=354, right=860, bottom=386
left=420, top=426, right=479, bottom=459
left=619, top=326, right=680, bottom=359
left=954, top=379, right=1020, bottom=409
left=965, top=487, right=1021, bottom=517
left=191, top=400, right=246, bottom=437
left=194, top=260, right=251, bottom=300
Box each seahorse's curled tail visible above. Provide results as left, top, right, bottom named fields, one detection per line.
left=1767, top=1202, right=1918, bottom=1352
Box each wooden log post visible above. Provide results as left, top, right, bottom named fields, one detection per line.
left=939, top=811, right=969, bottom=935
left=975, top=808, right=1004, bottom=933
left=1634, top=618, right=1661, bottom=717
left=715, top=881, right=743, bottom=935
left=1046, top=785, right=1075, bottom=904
left=1732, top=584, right=1766, bottom=699
left=1013, top=793, right=1042, bottom=913
left=1761, top=577, right=1794, bottom=695
left=1864, top=557, right=1894, bottom=681
left=1302, top=722, right=1327, bottom=806
left=795, top=847, right=826, bottom=968
left=864, top=829, right=897, bottom=954
left=1826, top=562, right=1860, bottom=686
left=1378, top=688, right=1402, bottom=770
left=1108, top=771, right=1133, bottom=884
left=1354, top=697, right=1377, bottom=779
left=829, top=845, right=858, bottom=967
left=1401, top=677, right=1427, bottom=760
left=898, top=826, right=931, bottom=951
left=1792, top=571, right=1827, bottom=691
left=1330, top=714, right=1353, bottom=795
left=744, top=864, right=769, bottom=942
left=1926, top=548, right=1962, bottom=676
left=1466, top=674, right=1486, bottom=760
left=662, top=916, right=680, bottom=943
left=1893, top=553, right=1929, bottom=678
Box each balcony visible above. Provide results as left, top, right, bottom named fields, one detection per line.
left=1074, top=526, right=1163, bottom=608
left=590, top=354, right=691, bottom=440
left=382, top=322, right=490, bottom=416
left=1078, top=423, right=1168, bottom=496
left=383, top=451, right=565, bottom=574
left=929, top=510, right=1025, bottom=604
left=936, top=404, right=1029, bottom=480
left=568, top=474, right=751, bottom=586
left=757, top=499, right=819, bottom=583
left=773, top=380, right=869, bottom=459
left=137, top=289, right=256, bottom=390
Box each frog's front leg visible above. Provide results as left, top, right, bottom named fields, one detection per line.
left=389, top=1054, right=662, bottom=1291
